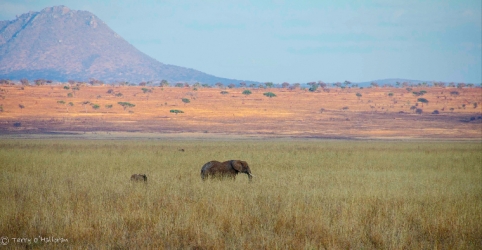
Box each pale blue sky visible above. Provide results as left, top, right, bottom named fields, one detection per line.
left=1, top=0, right=481, bottom=83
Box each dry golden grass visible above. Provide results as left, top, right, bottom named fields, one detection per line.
left=1, top=139, right=481, bottom=249
left=0, top=84, right=481, bottom=139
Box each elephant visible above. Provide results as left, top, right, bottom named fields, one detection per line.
left=201, top=160, right=254, bottom=181
left=130, top=174, right=147, bottom=182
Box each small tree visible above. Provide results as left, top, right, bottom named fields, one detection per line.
left=263, top=92, right=276, bottom=98
left=160, top=80, right=169, bottom=87
left=91, top=104, right=100, bottom=110
left=118, top=102, right=135, bottom=111
left=20, top=79, right=29, bottom=86
left=35, top=79, right=45, bottom=86
left=417, top=98, right=429, bottom=107
left=356, top=93, right=362, bottom=100
left=308, top=84, right=318, bottom=92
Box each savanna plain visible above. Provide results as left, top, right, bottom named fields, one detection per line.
left=1, top=139, right=481, bottom=249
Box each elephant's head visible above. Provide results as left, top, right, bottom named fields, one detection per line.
left=231, top=160, right=254, bottom=180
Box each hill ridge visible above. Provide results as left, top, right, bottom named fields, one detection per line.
left=0, top=5, right=256, bottom=85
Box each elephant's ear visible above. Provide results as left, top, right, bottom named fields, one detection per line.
left=231, top=160, right=243, bottom=172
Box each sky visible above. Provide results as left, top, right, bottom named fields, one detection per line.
left=0, top=0, right=481, bottom=84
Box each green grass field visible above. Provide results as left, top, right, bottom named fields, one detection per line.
left=0, top=139, right=481, bottom=249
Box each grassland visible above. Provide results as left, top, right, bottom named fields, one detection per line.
left=0, top=85, right=481, bottom=139
left=1, top=139, right=481, bottom=249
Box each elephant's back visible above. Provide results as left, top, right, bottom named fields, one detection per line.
left=201, top=160, right=223, bottom=172
left=201, top=162, right=211, bottom=172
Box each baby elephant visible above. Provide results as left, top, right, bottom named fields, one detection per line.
left=201, top=160, right=254, bottom=181
left=130, top=174, right=147, bottom=182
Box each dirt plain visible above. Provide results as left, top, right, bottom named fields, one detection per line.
left=0, top=84, right=480, bottom=140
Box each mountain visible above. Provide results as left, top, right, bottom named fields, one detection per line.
left=0, top=6, right=255, bottom=84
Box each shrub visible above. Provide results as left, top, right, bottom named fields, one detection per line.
left=242, top=90, right=252, bottom=95
left=220, top=91, right=229, bottom=95
left=432, top=110, right=439, bottom=114
left=263, top=92, right=276, bottom=98
left=182, top=98, right=190, bottom=104
left=170, top=109, right=184, bottom=114
left=416, top=108, right=423, bottom=114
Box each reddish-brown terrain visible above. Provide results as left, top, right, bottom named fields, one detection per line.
left=0, top=84, right=480, bottom=139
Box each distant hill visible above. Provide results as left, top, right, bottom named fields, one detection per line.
left=0, top=6, right=256, bottom=84
left=355, top=78, right=429, bottom=87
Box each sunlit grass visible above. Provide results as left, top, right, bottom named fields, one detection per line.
left=0, top=139, right=481, bottom=249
